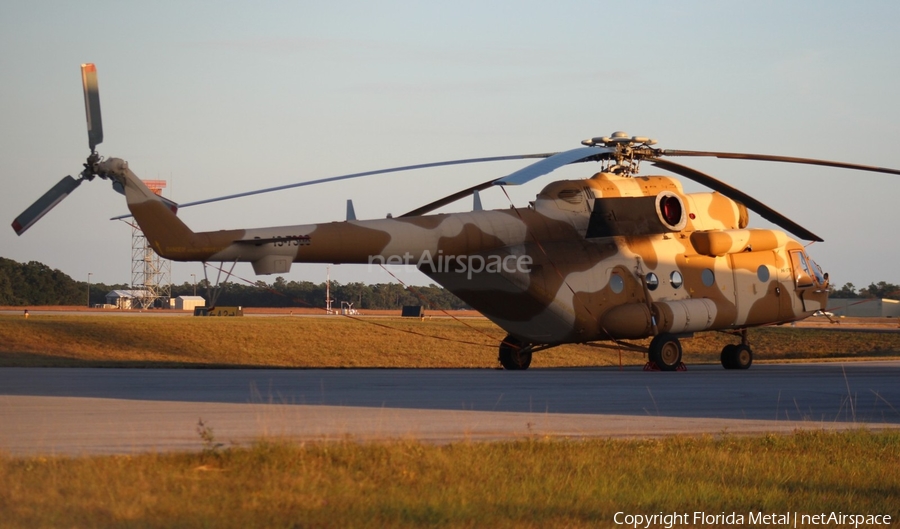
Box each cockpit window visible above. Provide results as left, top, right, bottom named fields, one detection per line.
left=809, top=257, right=825, bottom=284
left=797, top=252, right=811, bottom=276
left=790, top=250, right=820, bottom=288
left=799, top=251, right=827, bottom=285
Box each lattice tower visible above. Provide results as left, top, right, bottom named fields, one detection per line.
left=131, top=180, right=172, bottom=309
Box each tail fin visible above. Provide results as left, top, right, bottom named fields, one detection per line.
left=99, top=158, right=211, bottom=260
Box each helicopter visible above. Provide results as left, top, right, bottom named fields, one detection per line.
left=13, top=64, right=900, bottom=371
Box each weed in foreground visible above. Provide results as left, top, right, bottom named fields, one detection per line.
left=196, top=418, right=224, bottom=454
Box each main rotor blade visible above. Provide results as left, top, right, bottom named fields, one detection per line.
left=651, top=158, right=823, bottom=242
left=402, top=146, right=615, bottom=216
left=176, top=153, right=556, bottom=210
left=660, top=149, right=900, bottom=176
left=400, top=178, right=495, bottom=217
left=12, top=176, right=83, bottom=235
left=493, top=146, right=614, bottom=186
left=81, top=63, right=103, bottom=152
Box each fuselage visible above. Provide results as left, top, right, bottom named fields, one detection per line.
left=113, top=156, right=828, bottom=345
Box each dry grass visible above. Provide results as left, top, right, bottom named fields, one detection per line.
left=1, top=314, right=899, bottom=368
left=2, top=313, right=898, bottom=526
left=0, top=430, right=897, bottom=528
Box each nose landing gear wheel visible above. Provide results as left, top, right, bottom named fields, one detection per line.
left=498, top=334, right=532, bottom=370
left=648, top=333, right=683, bottom=371
left=721, top=344, right=753, bottom=369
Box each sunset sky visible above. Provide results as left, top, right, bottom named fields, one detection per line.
left=2, top=0, right=898, bottom=289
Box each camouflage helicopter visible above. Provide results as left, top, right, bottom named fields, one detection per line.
left=13, top=64, right=900, bottom=371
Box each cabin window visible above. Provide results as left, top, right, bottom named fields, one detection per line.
left=610, top=274, right=625, bottom=294
left=646, top=273, right=659, bottom=291
left=701, top=269, right=715, bottom=287
left=670, top=271, right=683, bottom=289
left=757, top=265, right=770, bottom=283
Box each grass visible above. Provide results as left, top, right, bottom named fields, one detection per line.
left=0, top=430, right=897, bottom=528
left=1, top=314, right=899, bottom=368
left=2, top=315, right=898, bottom=526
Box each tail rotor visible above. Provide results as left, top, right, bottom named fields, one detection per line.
left=12, top=63, right=104, bottom=236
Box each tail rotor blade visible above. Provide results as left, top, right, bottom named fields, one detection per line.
left=81, top=63, right=103, bottom=152
left=12, top=176, right=83, bottom=235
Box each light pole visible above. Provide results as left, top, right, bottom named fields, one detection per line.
left=87, top=273, right=93, bottom=308
left=191, top=274, right=196, bottom=296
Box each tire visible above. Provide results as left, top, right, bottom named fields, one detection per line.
left=721, top=344, right=752, bottom=370
left=649, top=333, right=682, bottom=371
left=498, top=335, right=532, bottom=370
left=720, top=344, right=738, bottom=369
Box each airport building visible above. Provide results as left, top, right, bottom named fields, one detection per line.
left=104, top=290, right=152, bottom=310
left=827, top=298, right=900, bottom=318
left=174, top=295, right=206, bottom=311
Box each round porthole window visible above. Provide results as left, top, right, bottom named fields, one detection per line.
left=670, top=271, right=683, bottom=289
left=757, top=265, right=770, bottom=282
left=701, top=268, right=715, bottom=287
left=610, top=274, right=625, bottom=294
left=646, top=273, right=659, bottom=291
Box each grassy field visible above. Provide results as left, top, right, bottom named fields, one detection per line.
left=1, top=313, right=899, bottom=368
left=2, top=314, right=898, bottom=527
left=1, top=431, right=897, bottom=528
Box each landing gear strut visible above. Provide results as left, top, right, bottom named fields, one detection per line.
left=498, top=334, right=533, bottom=370
left=721, top=329, right=753, bottom=369
left=648, top=333, right=684, bottom=371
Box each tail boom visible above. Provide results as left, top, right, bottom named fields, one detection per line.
left=101, top=157, right=533, bottom=275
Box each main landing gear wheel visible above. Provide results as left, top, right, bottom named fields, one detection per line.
left=498, top=334, right=532, bottom=370
left=648, top=333, right=683, bottom=371
left=721, top=344, right=753, bottom=369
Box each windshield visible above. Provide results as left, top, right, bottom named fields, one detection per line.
left=805, top=252, right=826, bottom=285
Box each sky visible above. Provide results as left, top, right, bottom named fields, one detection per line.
left=1, top=0, right=899, bottom=291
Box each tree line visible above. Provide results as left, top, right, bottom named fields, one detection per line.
left=2, top=257, right=897, bottom=308
left=0, top=257, right=468, bottom=309
left=0, top=258, right=88, bottom=306
left=828, top=281, right=900, bottom=300
left=189, top=276, right=468, bottom=310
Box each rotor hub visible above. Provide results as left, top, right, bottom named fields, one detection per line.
left=581, top=132, right=659, bottom=176
left=581, top=132, right=657, bottom=148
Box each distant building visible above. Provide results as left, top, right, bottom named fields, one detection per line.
left=105, top=290, right=151, bottom=310
left=174, top=295, right=206, bottom=311
left=827, top=298, right=900, bottom=318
